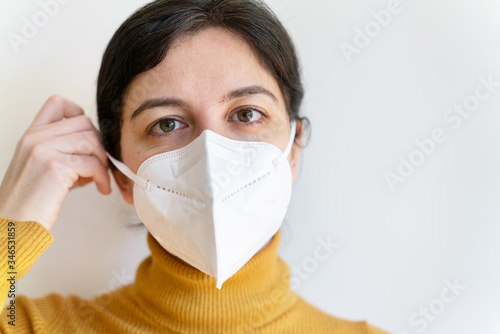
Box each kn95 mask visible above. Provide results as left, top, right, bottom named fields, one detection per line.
left=107, top=121, right=296, bottom=289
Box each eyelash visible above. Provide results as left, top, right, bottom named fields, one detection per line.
left=146, top=107, right=267, bottom=138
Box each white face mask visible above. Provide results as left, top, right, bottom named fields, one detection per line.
left=107, top=121, right=296, bottom=289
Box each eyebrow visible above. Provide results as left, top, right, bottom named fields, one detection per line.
left=220, top=85, right=278, bottom=104
left=130, top=85, right=279, bottom=121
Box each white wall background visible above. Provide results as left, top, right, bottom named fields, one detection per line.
left=1, top=0, right=500, bottom=333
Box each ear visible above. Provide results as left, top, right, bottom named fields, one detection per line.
left=289, top=120, right=303, bottom=181
left=111, top=167, right=135, bottom=204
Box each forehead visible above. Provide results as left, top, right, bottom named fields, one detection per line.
left=122, top=27, right=284, bottom=112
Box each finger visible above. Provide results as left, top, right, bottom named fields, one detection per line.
left=51, top=130, right=109, bottom=170
left=36, top=115, right=97, bottom=138
left=69, top=177, right=93, bottom=190
left=31, top=95, right=85, bottom=127
left=67, top=155, right=111, bottom=194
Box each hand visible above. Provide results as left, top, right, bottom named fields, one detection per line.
left=0, top=95, right=111, bottom=231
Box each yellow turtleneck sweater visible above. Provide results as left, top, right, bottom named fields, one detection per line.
left=0, top=218, right=388, bottom=333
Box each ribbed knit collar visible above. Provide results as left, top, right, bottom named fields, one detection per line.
left=131, top=229, right=298, bottom=333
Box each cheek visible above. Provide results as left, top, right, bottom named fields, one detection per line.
left=120, top=127, right=144, bottom=174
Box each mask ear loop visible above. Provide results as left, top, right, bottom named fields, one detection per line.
left=283, top=120, right=297, bottom=157
left=106, top=152, right=149, bottom=190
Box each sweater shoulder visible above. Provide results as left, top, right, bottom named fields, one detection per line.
left=0, top=292, right=88, bottom=333
left=0, top=286, right=138, bottom=334
left=285, top=293, right=389, bottom=334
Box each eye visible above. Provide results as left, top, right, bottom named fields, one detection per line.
left=230, top=107, right=263, bottom=123
left=159, top=119, right=176, bottom=132
left=149, top=118, right=185, bottom=136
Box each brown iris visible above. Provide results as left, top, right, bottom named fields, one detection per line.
left=237, top=109, right=253, bottom=122
left=159, top=119, right=176, bottom=132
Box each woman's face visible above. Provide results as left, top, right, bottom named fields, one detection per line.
left=114, top=27, right=301, bottom=204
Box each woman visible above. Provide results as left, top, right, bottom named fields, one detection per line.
left=0, top=0, right=388, bottom=332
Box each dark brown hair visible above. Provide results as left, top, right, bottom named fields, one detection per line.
left=97, top=0, right=307, bottom=161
